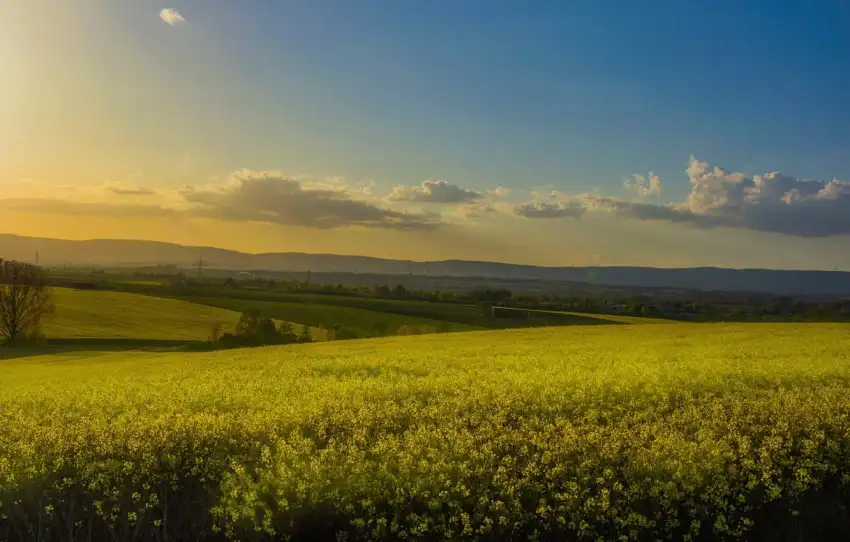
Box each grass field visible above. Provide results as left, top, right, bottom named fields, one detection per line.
left=3, top=323, right=850, bottom=540
left=177, top=295, right=483, bottom=337
left=42, top=288, right=243, bottom=340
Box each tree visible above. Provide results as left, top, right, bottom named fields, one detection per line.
left=0, top=260, right=54, bottom=343
left=372, top=321, right=388, bottom=336
left=393, top=284, right=407, bottom=297
left=235, top=310, right=279, bottom=344
left=278, top=321, right=296, bottom=342
left=223, top=278, right=238, bottom=289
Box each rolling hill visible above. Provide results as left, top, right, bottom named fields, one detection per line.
left=42, top=288, right=243, bottom=340
left=4, top=233, right=850, bottom=296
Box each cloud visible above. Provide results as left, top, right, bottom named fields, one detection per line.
left=457, top=203, right=498, bottom=219
left=508, top=156, right=850, bottom=237
left=488, top=186, right=511, bottom=198
left=8, top=157, right=847, bottom=239
left=624, top=172, right=661, bottom=197
left=107, top=186, right=156, bottom=196
left=0, top=197, right=177, bottom=218
left=181, top=170, right=440, bottom=230
left=575, top=156, right=850, bottom=237
left=388, top=180, right=481, bottom=203
left=514, top=198, right=586, bottom=219
left=159, top=8, right=186, bottom=26
left=0, top=171, right=441, bottom=231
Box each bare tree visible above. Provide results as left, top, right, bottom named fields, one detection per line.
left=0, top=259, right=54, bottom=343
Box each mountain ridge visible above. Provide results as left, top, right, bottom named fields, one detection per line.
left=2, top=233, right=849, bottom=296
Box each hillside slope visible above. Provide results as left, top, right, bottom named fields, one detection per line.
left=5, top=233, right=850, bottom=295
left=43, top=288, right=242, bottom=340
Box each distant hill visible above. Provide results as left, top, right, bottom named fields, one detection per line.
left=3, top=233, right=850, bottom=297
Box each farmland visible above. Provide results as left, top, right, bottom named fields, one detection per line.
left=173, top=295, right=482, bottom=337
left=3, top=323, right=850, bottom=540
left=42, top=287, right=244, bottom=340
left=43, top=272, right=630, bottom=338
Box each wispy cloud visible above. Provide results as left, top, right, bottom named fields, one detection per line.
left=514, top=198, right=586, bottom=219
left=388, top=180, right=481, bottom=203
left=107, top=186, right=156, bottom=196
left=159, top=8, right=186, bottom=26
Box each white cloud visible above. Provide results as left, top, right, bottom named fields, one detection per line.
left=624, top=172, right=661, bottom=197
left=514, top=196, right=586, bottom=219
left=520, top=156, right=850, bottom=238
left=159, top=8, right=186, bottom=26
left=388, top=180, right=481, bottom=203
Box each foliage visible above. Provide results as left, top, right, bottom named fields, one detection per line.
left=277, top=321, right=296, bottom=342
left=0, top=260, right=54, bottom=343
left=3, top=324, right=850, bottom=539
left=213, top=311, right=304, bottom=348
left=299, top=323, right=313, bottom=343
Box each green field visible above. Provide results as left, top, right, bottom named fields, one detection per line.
left=176, top=295, right=483, bottom=337
left=3, top=323, right=850, bottom=540
left=41, top=288, right=243, bottom=340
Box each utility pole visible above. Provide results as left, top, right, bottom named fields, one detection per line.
left=35, top=249, right=39, bottom=265
left=196, top=254, right=207, bottom=279
left=306, top=268, right=311, bottom=286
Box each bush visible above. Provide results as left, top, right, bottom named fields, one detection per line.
left=202, top=312, right=303, bottom=350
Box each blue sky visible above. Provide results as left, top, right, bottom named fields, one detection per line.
left=141, top=0, right=850, bottom=194
left=2, top=0, right=850, bottom=268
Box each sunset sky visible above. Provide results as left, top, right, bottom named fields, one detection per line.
left=2, top=1, right=850, bottom=269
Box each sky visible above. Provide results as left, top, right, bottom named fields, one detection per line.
left=2, top=0, right=850, bottom=269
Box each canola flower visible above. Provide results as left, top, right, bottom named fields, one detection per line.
left=2, top=323, right=850, bottom=540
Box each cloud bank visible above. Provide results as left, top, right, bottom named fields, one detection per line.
left=514, top=156, right=850, bottom=238
left=181, top=170, right=439, bottom=230
left=4, top=156, right=849, bottom=239
left=0, top=171, right=440, bottom=231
